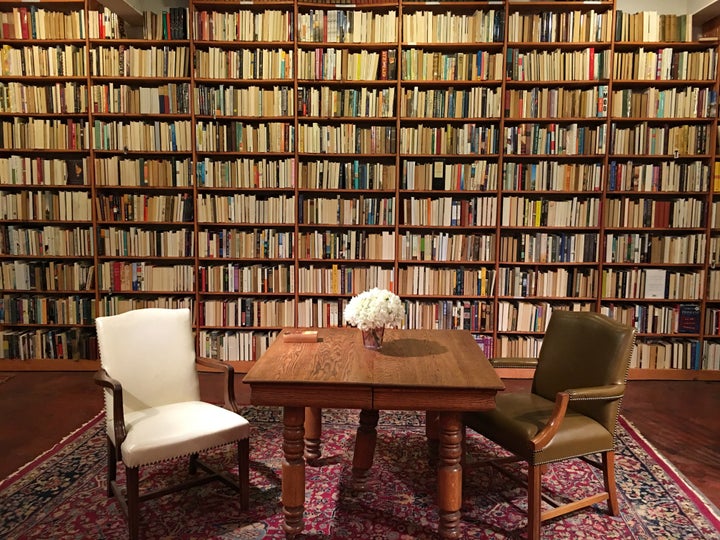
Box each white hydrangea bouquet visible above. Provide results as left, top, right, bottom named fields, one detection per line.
left=343, top=288, right=405, bottom=331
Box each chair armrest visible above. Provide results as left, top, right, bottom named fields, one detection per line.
left=566, top=384, right=626, bottom=402
left=489, top=357, right=539, bottom=369
left=94, top=368, right=127, bottom=446
left=196, top=357, right=240, bottom=413
left=530, top=391, right=569, bottom=451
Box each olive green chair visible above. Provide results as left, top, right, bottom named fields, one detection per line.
left=464, top=310, right=636, bottom=540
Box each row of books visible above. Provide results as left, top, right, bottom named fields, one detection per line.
left=92, top=82, right=190, bottom=115
left=297, top=298, right=340, bottom=328
left=605, top=233, right=706, bottom=265
left=405, top=299, right=494, bottom=332
left=504, top=86, right=608, bottom=119
left=600, top=268, right=703, bottom=300
left=507, top=9, right=612, bottom=44
left=298, top=86, right=395, bottom=118
left=298, top=230, right=392, bottom=260
left=403, top=9, right=504, bottom=45
left=194, top=9, right=292, bottom=43
left=198, top=263, right=294, bottom=293
left=500, top=196, right=599, bottom=228
left=0, top=118, right=87, bottom=150
left=95, top=157, right=191, bottom=187
left=400, top=123, right=498, bottom=155
left=399, top=232, right=495, bottom=263
left=401, top=50, right=502, bottom=82
left=196, top=121, right=293, bottom=153
left=95, top=193, right=193, bottom=223
left=142, top=7, right=188, bottom=41
left=506, top=48, right=610, bottom=82
left=502, top=162, right=602, bottom=192
left=499, top=232, right=599, bottom=263
left=97, top=227, right=194, bottom=258
left=611, top=87, right=716, bottom=119
left=615, top=11, right=693, bottom=43
left=196, top=84, right=293, bottom=117
left=296, top=48, right=395, bottom=81
left=298, top=264, right=394, bottom=294
left=0, top=295, right=94, bottom=325
left=0, top=157, right=86, bottom=187
left=195, top=47, right=293, bottom=80
left=98, top=262, right=194, bottom=292
left=403, top=160, right=497, bottom=191
left=89, top=45, right=189, bottom=78
left=401, top=86, right=500, bottom=120
left=0, top=7, right=85, bottom=40
left=200, top=298, right=294, bottom=328
left=1, top=261, right=93, bottom=291
left=704, top=271, right=720, bottom=300
left=1, top=190, right=92, bottom=221
left=299, top=195, right=394, bottom=226
left=93, top=119, right=191, bottom=152
left=297, top=10, right=397, bottom=44
left=397, top=266, right=495, bottom=296
left=603, top=197, right=705, bottom=229
left=299, top=160, right=395, bottom=190
left=0, top=81, right=87, bottom=115
left=199, top=330, right=277, bottom=362
left=199, top=229, right=293, bottom=259
left=196, top=194, right=294, bottom=224
left=631, top=340, right=702, bottom=370
left=610, top=123, right=709, bottom=156
left=197, top=157, right=294, bottom=189
left=298, top=123, right=394, bottom=154
left=613, top=48, right=717, bottom=81
left=0, top=328, right=96, bottom=361
left=608, top=160, right=709, bottom=193
left=0, top=44, right=87, bottom=77
left=504, top=123, right=606, bottom=156
left=402, top=195, right=497, bottom=227
left=97, top=296, right=193, bottom=317
left=1, top=225, right=93, bottom=257
left=603, top=303, right=701, bottom=335
left=496, top=267, right=597, bottom=299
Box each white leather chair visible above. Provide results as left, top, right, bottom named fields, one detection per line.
left=94, top=308, right=250, bottom=540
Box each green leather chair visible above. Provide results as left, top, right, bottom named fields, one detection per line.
left=464, top=310, right=636, bottom=540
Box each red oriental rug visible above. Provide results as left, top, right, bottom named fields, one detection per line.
left=1, top=408, right=719, bottom=539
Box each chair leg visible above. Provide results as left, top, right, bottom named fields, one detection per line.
left=527, top=464, right=542, bottom=540
left=237, top=438, right=250, bottom=510
left=106, top=436, right=118, bottom=498
left=126, top=466, right=140, bottom=540
left=603, top=450, right=620, bottom=516
left=189, top=452, right=199, bottom=474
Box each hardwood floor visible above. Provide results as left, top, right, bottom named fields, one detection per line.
left=1, top=372, right=718, bottom=511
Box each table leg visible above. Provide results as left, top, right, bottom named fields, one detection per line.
left=425, top=410, right=440, bottom=465
left=281, top=406, right=306, bottom=537
left=304, top=406, right=322, bottom=464
left=351, top=408, right=379, bottom=491
left=437, top=411, right=463, bottom=539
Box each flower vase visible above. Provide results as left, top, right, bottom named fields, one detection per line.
left=361, top=327, right=385, bottom=350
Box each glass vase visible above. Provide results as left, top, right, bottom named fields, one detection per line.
left=361, top=327, right=385, bottom=350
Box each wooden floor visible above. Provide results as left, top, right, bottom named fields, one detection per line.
left=0, top=372, right=718, bottom=511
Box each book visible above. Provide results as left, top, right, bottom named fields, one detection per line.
left=65, top=159, right=84, bottom=186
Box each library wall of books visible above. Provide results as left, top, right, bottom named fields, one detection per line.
left=1, top=0, right=719, bottom=378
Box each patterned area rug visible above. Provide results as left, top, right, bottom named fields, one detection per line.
left=1, top=408, right=719, bottom=539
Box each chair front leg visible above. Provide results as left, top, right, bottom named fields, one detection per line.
left=603, top=450, right=620, bottom=516
left=106, top=436, right=117, bottom=498
left=126, top=466, right=140, bottom=540
left=527, top=464, right=542, bottom=540
left=237, top=438, right=250, bottom=510
left=189, top=452, right=199, bottom=474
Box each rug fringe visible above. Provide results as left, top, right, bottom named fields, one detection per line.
left=619, top=415, right=720, bottom=529
left=0, top=410, right=104, bottom=491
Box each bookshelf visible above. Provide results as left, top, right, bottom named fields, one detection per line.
left=0, top=0, right=719, bottom=380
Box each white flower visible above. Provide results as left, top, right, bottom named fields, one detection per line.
left=343, top=288, right=405, bottom=331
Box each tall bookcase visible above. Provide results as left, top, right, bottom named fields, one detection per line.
left=1, top=0, right=719, bottom=380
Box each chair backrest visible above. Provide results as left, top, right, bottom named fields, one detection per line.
left=532, top=310, right=636, bottom=430
left=96, top=308, right=201, bottom=418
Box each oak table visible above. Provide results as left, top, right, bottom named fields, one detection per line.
left=243, top=327, right=504, bottom=538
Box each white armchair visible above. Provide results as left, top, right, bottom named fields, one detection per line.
left=94, top=308, right=250, bottom=540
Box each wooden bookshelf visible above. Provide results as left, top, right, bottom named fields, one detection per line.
left=0, top=0, right=719, bottom=380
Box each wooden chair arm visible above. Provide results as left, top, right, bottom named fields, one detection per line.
left=94, top=368, right=127, bottom=446
left=531, top=391, right=569, bottom=451
left=196, top=357, right=239, bottom=413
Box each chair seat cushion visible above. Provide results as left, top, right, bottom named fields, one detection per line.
left=465, top=392, right=614, bottom=465
left=114, top=401, right=250, bottom=468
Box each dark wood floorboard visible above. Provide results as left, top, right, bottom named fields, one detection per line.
left=0, top=373, right=718, bottom=511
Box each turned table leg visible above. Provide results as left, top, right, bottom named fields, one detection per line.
left=304, top=406, right=322, bottom=464
left=437, top=411, right=463, bottom=539
left=282, top=406, right=306, bottom=537
left=351, top=408, right=379, bottom=491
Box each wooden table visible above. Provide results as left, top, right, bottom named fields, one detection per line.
left=243, top=327, right=504, bottom=538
